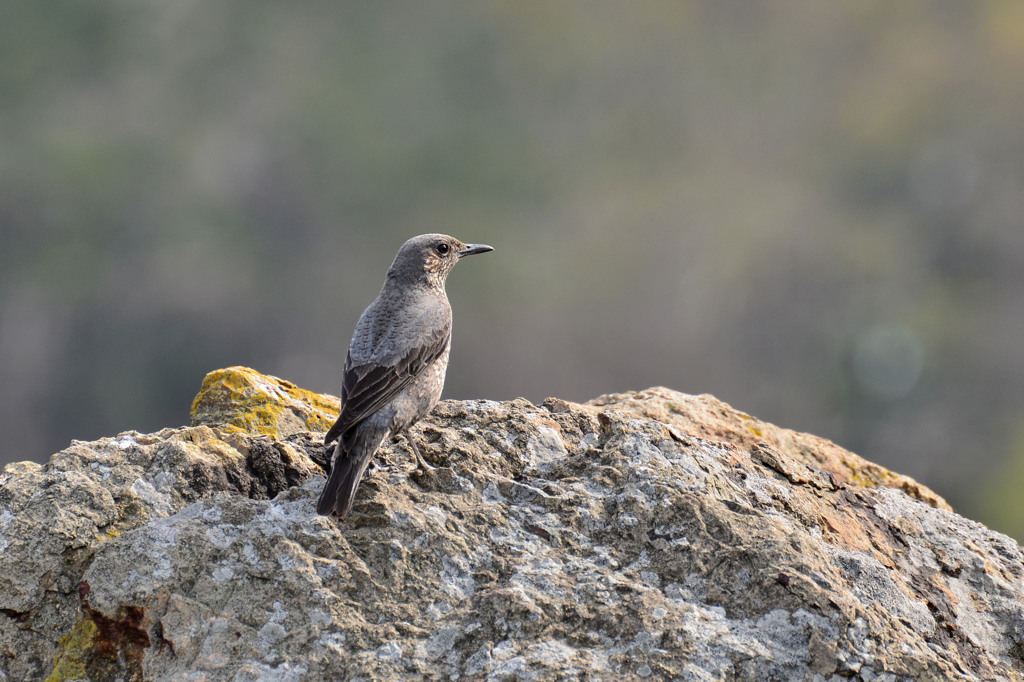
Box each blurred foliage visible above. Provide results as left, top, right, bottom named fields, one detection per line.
left=1, top=1, right=1023, bottom=539
left=976, top=423, right=1024, bottom=542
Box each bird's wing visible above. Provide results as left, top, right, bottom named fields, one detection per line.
left=324, top=323, right=450, bottom=447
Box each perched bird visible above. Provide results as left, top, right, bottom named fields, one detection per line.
left=317, top=234, right=493, bottom=517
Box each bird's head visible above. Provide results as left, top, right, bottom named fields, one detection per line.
left=387, top=234, right=493, bottom=290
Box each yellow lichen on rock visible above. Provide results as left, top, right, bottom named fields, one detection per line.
left=44, top=616, right=97, bottom=682
left=189, top=366, right=340, bottom=439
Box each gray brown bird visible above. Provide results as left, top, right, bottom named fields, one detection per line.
left=317, top=234, right=493, bottom=517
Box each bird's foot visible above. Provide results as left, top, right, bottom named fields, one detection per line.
left=404, top=434, right=435, bottom=472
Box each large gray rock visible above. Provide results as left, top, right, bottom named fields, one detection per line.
left=1, top=367, right=1022, bottom=681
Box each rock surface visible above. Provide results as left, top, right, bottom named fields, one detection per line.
left=1, top=366, right=1021, bottom=681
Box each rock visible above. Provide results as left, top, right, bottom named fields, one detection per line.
left=1, top=367, right=1021, bottom=681
left=190, top=366, right=340, bottom=440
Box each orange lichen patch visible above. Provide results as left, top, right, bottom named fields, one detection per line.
left=587, top=387, right=951, bottom=511
left=189, top=366, right=340, bottom=439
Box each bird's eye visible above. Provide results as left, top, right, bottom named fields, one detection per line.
left=436, top=243, right=451, bottom=255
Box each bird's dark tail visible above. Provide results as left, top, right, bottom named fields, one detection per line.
left=317, top=423, right=389, bottom=517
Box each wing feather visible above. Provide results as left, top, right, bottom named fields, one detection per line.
left=324, top=324, right=450, bottom=447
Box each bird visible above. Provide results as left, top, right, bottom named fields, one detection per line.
left=316, top=234, right=493, bottom=517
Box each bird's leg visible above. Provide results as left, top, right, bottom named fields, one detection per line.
left=403, top=432, right=435, bottom=471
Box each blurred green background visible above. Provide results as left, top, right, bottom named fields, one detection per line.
left=2, top=1, right=1023, bottom=540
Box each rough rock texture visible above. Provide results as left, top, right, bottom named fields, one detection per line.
left=189, top=366, right=340, bottom=440
left=1, top=367, right=1022, bottom=681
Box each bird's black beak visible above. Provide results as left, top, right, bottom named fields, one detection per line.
left=458, top=244, right=494, bottom=257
